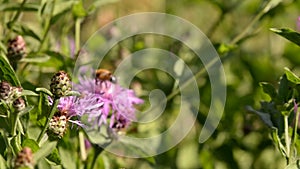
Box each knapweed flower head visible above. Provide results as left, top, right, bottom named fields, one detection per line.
left=52, top=69, right=143, bottom=132
left=74, top=74, right=144, bottom=130
left=0, top=81, right=23, bottom=105
left=13, top=97, right=25, bottom=112
left=7, top=35, right=26, bottom=66
left=14, top=147, right=33, bottom=169
left=47, top=111, right=68, bottom=139
left=50, top=71, right=72, bottom=98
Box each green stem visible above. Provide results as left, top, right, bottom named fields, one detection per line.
left=230, top=0, right=281, bottom=45
left=10, top=111, right=19, bottom=136
left=10, top=0, right=27, bottom=24
left=167, top=57, right=218, bottom=101
left=79, top=131, right=87, bottom=161
left=38, top=0, right=56, bottom=52
left=284, top=115, right=290, bottom=164
left=37, top=99, right=59, bottom=144
left=75, top=17, right=81, bottom=60
left=90, top=146, right=104, bottom=169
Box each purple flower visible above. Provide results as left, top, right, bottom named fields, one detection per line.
left=53, top=73, right=143, bottom=130
left=73, top=75, right=143, bottom=129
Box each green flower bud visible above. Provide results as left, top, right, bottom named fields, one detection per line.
left=50, top=71, right=72, bottom=98
left=47, top=113, right=68, bottom=139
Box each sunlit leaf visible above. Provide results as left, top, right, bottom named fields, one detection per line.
left=20, top=55, right=50, bottom=63
left=271, top=127, right=287, bottom=157
left=0, top=2, right=39, bottom=11
left=259, top=82, right=277, bottom=99
left=36, top=88, right=53, bottom=97
left=0, top=154, right=7, bottom=169
left=284, top=161, right=299, bottom=169
left=33, top=141, right=57, bottom=163
left=22, top=90, right=38, bottom=97
left=72, top=1, right=87, bottom=18
left=284, top=67, right=300, bottom=84
left=22, top=139, right=39, bottom=153
left=270, top=28, right=300, bottom=47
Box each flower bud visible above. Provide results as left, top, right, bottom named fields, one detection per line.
left=47, top=113, right=68, bottom=139
left=0, top=81, right=12, bottom=101
left=50, top=71, right=72, bottom=98
left=11, top=87, right=22, bottom=100
left=7, top=36, right=26, bottom=69
left=14, top=147, right=33, bottom=169
left=13, top=97, right=25, bottom=112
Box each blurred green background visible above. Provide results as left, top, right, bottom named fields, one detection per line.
left=1, top=0, right=300, bottom=168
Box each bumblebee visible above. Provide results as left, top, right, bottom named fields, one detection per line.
left=95, top=69, right=116, bottom=84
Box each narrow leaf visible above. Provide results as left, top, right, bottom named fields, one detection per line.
left=270, top=28, right=300, bottom=47
left=271, top=127, right=287, bottom=157
left=33, top=140, right=57, bottom=163
left=284, top=67, right=300, bottom=84
left=22, top=90, right=38, bottom=96
left=245, top=106, right=274, bottom=127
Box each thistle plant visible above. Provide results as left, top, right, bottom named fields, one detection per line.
left=248, top=25, right=300, bottom=168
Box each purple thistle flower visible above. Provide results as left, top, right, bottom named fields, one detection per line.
left=52, top=72, right=143, bottom=130
left=73, top=75, right=143, bottom=129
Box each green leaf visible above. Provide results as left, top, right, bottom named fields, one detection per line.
left=0, top=53, right=21, bottom=86
left=33, top=140, right=57, bottom=163
left=20, top=55, right=50, bottom=63
left=18, top=106, right=34, bottom=117
left=216, top=43, right=237, bottom=55
left=36, top=87, right=53, bottom=97
left=271, top=127, right=287, bottom=157
left=278, top=74, right=290, bottom=103
left=0, top=2, right=39, bottom=11
left=72, top=1, right=87, bottom=18
left=22, top=139, right=39, bottom=153
left=65, top=91, right=81, bottom=97
left=46, top=148, right=61, bottom=165
left=22, top=90, right=38, bottom=97
left=270, top=28, right=300, bottom=47
left=259, top=82, right=277, bottom=99
left=246, top=106, right=274, bottom=127
left=8, top=22, right=41, bottom=41
left=0, top=154, right=7, bottom=169
left=59, top=147, right=76, bottom=169
left=284, top=161, right=299, bottom=169
left=284, top=67, right=300, bottom=84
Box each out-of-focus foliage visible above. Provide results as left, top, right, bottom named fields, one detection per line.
left=0, top=0, right=300, bottom=168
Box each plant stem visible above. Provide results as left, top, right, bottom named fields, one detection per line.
left=90, top=146, right=104, bottom=169
left=10, top=0, right=27, bottom=24
left=230, top=0, right=281, bottom=45
left=79, top=131, right=87, bottom=161
left=38, top=0, right=56, bottom=52
left=10, top=112, right=19, bottom=136
left=75, top=17, right=81, bottom=60
left=36, top=99, right=59, bottom=144
left=284, top=115, right=290, bottom=164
